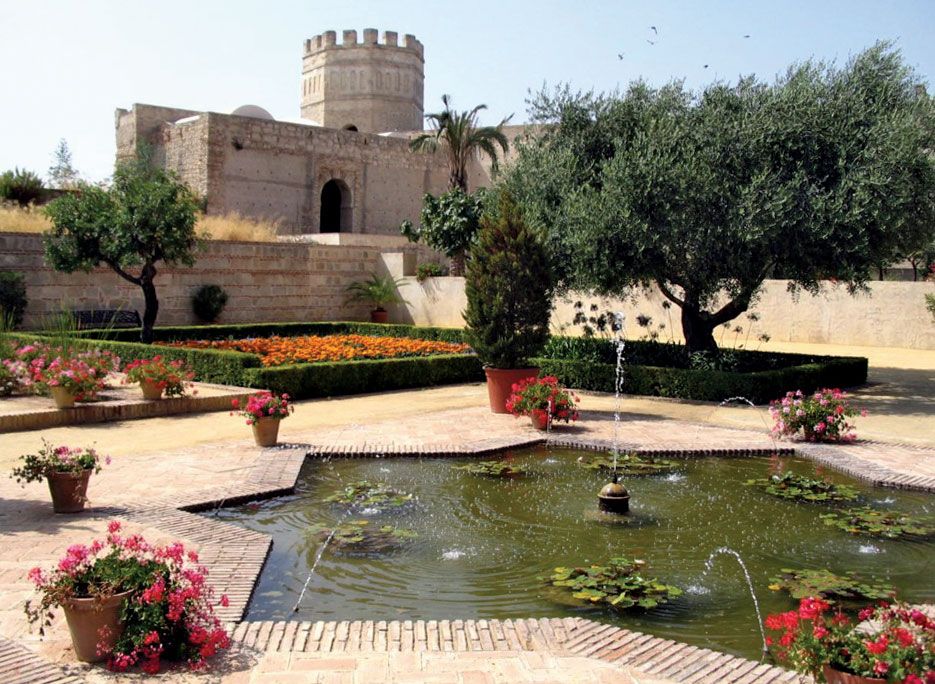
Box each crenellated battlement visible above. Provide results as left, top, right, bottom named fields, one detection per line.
left=300, top=27, right=425, bottom=132
left=303, top=28, right=424, bottom=59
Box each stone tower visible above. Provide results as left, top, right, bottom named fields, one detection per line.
left=301, top=29, right=424, bottom=133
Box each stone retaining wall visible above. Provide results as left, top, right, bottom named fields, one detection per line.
left=385, top=277, right=935, bottom=350
left=1, top=232, right=387, bottom=327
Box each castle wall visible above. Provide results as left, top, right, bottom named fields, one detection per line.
left=193, top=111, right=450, bottom=234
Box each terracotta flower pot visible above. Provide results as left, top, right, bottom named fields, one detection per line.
left=139, top=379, right=163, bottom=400
left=50, top=385, right=76, bottom=409
left=252, top=416, right=281, bottom=447
left=530, top=412, right=550, bottom=430
left=822, top=665, right=886, bottom=684
left=484, top=367, right=539, bottom=414
left=370, top=309, right=389, bottom=323
left=62, top=589, right=133, bottom=662
left=47, top=469, right=92, bottom=513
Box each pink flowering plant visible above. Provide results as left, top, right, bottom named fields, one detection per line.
left=26, top=521, right=230, bottom=674
left=506, top=376, right=580, bottom=425
left=769, top=388, right=866, bottom=442
left=123, top=356, right=195, bottom=398
left=231, top=391, right=294, bottom=425
left=11, top=440, right=110, bottom=484
left=765, top=597, right=935, bottom=682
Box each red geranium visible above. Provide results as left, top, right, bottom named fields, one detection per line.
left=765, top=598, right=934, bottom=681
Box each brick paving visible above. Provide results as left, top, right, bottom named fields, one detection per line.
left=4, top=393, right=933, bottom=682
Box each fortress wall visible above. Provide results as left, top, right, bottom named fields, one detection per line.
left=0, top=232, right=383, bottom=328
left=194, top=112, right=449, bottom=234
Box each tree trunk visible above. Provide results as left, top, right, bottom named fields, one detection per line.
left=449, top=252, right=466, bottom=277
left=139, top=263, right=158, bottom=344
left=680, top=306, right=718, bottom=354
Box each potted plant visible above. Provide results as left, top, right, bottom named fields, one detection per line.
left=31, top=353, right=109, bottom=408
left=464, top=191, right=554, bottom=413
left=232, top=391, right=294, bottom=446
left=769, top=389, right=867, bottom=443
left=11, top=441, right=110, bottom=513
left=765, top=597, right=934, bottom=683
left=506, top=375, right=580, bottom=430
left=123, top=355, right=194, bottom=400
left=344, top=273, right=409, bottom=323
left=25, top=521, right=230, bottom=670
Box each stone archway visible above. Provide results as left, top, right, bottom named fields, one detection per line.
left=319, top=179, right=352, bottom=233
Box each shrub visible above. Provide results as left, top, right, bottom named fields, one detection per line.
left=0, top=271, right=27, bottom=327
left=244, top=354, right=482, bottom=399
left=0, top=168, right=43, bottom=206
left=345, top=274, right=409, bottom=311
left=401, top=189, right=486, bottom=275
left=532, top=356, right=868, bottom=404
left=191, top=284, right=228, bottom=323
left=463, top=191, right=553, bottom=368
left=415, top=262, right=446, bottom=282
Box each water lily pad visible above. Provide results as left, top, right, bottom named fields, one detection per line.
left=577, top=453, right=679, bottom=476
left=454, top=461, right=526, bottom=477
left=744, top=471, right=860, bottom=503
left=544, top=557, right=681, bottom=612
left=309, top=520, right=418, bottom=553
left=768, top=568, right=895, bottom=603
left=324, top=481, right=413, bottom=508
left=819, top=507, right=933, bottom=540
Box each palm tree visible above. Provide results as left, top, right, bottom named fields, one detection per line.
left=410, top=94, right=512, bottom=192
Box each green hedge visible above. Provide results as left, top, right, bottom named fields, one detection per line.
left=3, top=331, right=480, bottom=399
left=73, top=321, right=466, bottom=344
left=244, top=354, right=483, bottom=398
left=532, top=356, right=868, bottom=404
left=3, top=332, right=260, bottom=386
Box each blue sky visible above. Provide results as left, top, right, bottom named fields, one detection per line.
left=1, top=0, right=932, bottom=182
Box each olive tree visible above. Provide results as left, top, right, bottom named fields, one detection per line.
left=44, top=162, right=200, bottom=343
left=508, top=44, right=935, bottom=352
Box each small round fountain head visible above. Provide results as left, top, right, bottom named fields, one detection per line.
left=598, top=480, right=630, bottom=514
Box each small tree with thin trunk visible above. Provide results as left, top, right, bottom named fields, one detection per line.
left=44, top=162, right=200, bottom=343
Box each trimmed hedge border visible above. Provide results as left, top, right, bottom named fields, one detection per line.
left=244, top=354, right=483, bottom=398
left=532, top=356, right=868, bottom=404
left=7, top=325, right=867, bottom=404
left=2, top=327, right=480, bottom=400
left=3, top=333, right=260, bottom=387
left=73, top=321, right=466, bottom=344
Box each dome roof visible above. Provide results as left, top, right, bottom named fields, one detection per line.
left=231, top=104, right=275, bottom=120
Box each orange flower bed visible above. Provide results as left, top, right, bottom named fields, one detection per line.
left=167, top=334, right=472, bottom=367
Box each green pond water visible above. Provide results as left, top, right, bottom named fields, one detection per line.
left=215, top=447, right=934, bottom=660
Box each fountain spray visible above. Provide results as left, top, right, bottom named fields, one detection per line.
left=703, top=547, right=769, bottom=659
left=598, top=312, right=630, bottom=514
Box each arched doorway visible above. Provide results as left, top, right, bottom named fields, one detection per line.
left=319, top=179, right=351, bottom=233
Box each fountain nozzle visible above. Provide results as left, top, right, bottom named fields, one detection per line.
left=598, top=477, right=629, bottom=514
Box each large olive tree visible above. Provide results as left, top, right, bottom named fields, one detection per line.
left=44, top=162, right=200, bottom=343
left=508, top=44, right=935, bottom=352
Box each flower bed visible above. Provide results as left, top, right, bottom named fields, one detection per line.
left=166, top=334, right=471, bottom=367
